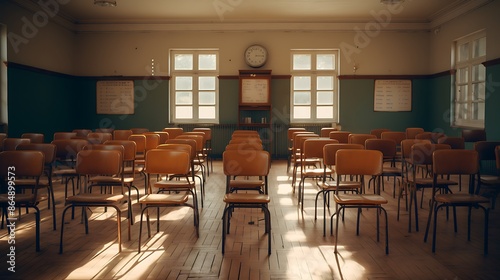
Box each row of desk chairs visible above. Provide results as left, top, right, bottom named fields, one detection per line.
left=221, top=130, right=272, bottom=255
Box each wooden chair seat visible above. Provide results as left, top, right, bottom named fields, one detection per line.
left=154, top=179, right=195, bottom=190
left=224, top=193, right=270, bottom=204
left=434, top=193, right=490, bottom=204
left=0, top=193, right=46, bottom=204
left=65, top=193, right=124, bottom=204
left=320, top=181, right=361, bottom=191
left=334, top=194, right=388, bottom=205
left=139, top=193, right=188, bottom=205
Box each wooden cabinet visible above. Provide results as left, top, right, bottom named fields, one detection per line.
left=238, top=70, right=272, bottom=127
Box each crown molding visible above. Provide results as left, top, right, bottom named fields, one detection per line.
left=429, top=0, right=493, bottom=29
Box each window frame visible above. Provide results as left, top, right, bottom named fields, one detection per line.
left=452, top=30, right=486, bottom=129
left=169, top=49, right=219, bottom=124
left=290, top=49, right=339, bottom=124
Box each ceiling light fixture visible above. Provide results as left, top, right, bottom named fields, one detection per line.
left=380, top=0, right=404, bottom=5
left=94, top=0, right=117, bottom=7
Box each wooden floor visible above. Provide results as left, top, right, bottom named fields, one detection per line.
left=1, top=160, right=500, bottom=280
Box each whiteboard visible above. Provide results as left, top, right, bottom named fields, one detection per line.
left=96, top=80, right=134, bottom=114
left=374, top=79, right=412, bottom=112
left=240, top=78, right=270, bottom=105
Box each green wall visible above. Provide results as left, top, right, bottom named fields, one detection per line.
left=339, top=79, right=430, bottom=133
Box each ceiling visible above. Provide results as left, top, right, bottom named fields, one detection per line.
left=9, top=0, right=492, bottom=31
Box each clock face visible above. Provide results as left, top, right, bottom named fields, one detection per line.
left=244, top=45, right=268, bottom=68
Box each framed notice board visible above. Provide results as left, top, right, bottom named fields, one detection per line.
left=374, top=79, right=412, bottom=112
left=240, top=77, right=270, bottom=105
left=96, top=80, right=134, bottom=114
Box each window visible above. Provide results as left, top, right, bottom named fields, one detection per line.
left=290, top=50, right=339, bottom=123
left=169, top=49, right=219, bottom=123
left=453, top=31, right=486, bottom=128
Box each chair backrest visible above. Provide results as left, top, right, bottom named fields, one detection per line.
left=113, top=129, right=133, bottom=140
left=53, top=132, right=77, bottom=140
left=94, top=128, right=114, bottom=134
left=406, top=127, right=425, bottom=139
left=143, top=133, right=160, bottom=151
left=462, top=129, right=486, bottom=142
left=104, top=140, right=137, bottom=162
left=0, top=133, right=7, bottom=150
left=144, top=149, right=191, bottom=175
left=433, top=149, right=479, bottom=176
left=410, top=143, right=451, bottom=166
left=157, top=143, right=192, bottom=157
left=165, top=139, right=197, bottom=160
left=87, top=132, right=113, bottom=144
left=193, top=127, right=212, bottom=141
left=228, top=138, right=263, bottom=145
left=474, top=141, right=500, bottom=161
left=380, top=131, right=406, bottom=147
left=370, top=128, right=391, bottom=139
left=437, top=136, right=465, bottom=149
left=82, top=144, right=124, bottom=160
left=302, top=138, right=339, bottom=160
left=223, top=149, right=270, bottom=177
left=335, top=149, right=383, bottom=176
left=322, top=143, right=364, bottom=166
left=365, top=138, right=397, bottom=158
left=16, top=143, right=56, bottom=165
left=329, top=131, right=351, bottom=143
left=21, top=133, right=44, bottom=143
left=320, top=127, right=337, bottom=137
left=348, top=133, right=376, bottom=145
left=225, top=142, right=263, bottom=151
left=130, top=128, right=149, bottom=134
left=147, top=131, right=169, bottom=144
left=0, top=150, right=45, bottom=202
left=3, top=138, right=31, bottom=151
left=51, top=139, right=89, bottom=163
left=294, top=133, right=319, bottom=155
left=72, top=129, right=92, bottom=138
left=415, top=132, right=446, bottom=144
left=176, top=134, right=204, bottom=152
left=0, top=150, right=44, bottom=175
left=76, top=150, right=122, bottom=179
left=232, top=130, right=260, bottom=138
left=287, top=128, right=307, bottom=143
left=162, top=127, right=184, bottom=139
left=400, top=139, right=431, bottom=161
left=128, top=134, right=147, bottom=155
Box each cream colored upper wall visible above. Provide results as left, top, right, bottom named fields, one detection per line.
left=74, top=30, right=430, bottom=76
left=429, top=0, right=500, bottom=73
left=5, top=0, right=499, bottom=77
left=0, top=1, right=75, bottom=74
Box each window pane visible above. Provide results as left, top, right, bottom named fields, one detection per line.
left=317, top=106, right=333, bottom=119
left=294, top=76, right=311, bottom=90
left=293, top=91, right=311, bottom=105
left=457, top=85, right=468, bottom=102
left=174, top=54, right=193, bottom=70
left=316, top=54, right=335, bottom=70
left=293, top=54, right=311, bottom=70
left=472, top=64, right=485, bottom=82
left=472, top=37, right=486, bottom=58
left=458, top=43, right=469, bottom=62
left=317, top=91, right=333, bottom=105
left=199, top=106, right=216, bottom=119
left=317, top=76, right=333, bottom=90
left=199, top=76, right=216, bottom=90
left=199, top=91, right=215, bottom=105
left=199, top=54, right=217, bottom=70
left=455, top=103, right=467, bottom=120
left=175, top=91, right=192, bottom=105
left=175, top=106, right=192, bottom=119
left=473, top=82, right=485, bottom=101
left=473, top=102, right=485, bottom=121
left=293, top=106, right=310, bottom=118
left=175, top=76, right=192, bottom=90
left=456, top=67, right=468, bottom=83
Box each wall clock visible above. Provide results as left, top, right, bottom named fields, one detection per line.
left=244, top=44, right=268, bottom=68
